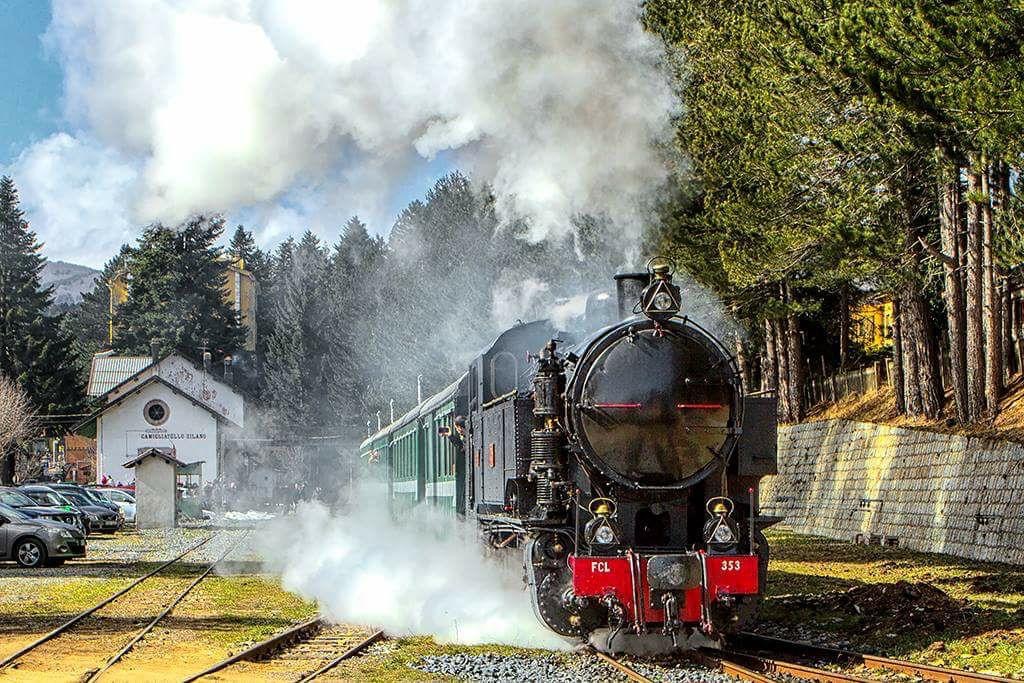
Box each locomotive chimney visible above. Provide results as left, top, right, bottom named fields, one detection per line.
left=613, top=272, right=650, bottom=319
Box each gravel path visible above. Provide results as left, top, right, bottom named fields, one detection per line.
left=414, top=652, right=736, bottom=683
left=0, top=525, right=263, bottom=578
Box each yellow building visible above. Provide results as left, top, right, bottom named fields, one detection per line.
left=222, top=256, right=258, bottom=351
left=850, top=299, right=894, bottom=352
left=107, top=256, right=258, bottom=351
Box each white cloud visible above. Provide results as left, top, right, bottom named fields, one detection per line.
left=7, top=133, right=139, bottom=268
left=28, top=0, right=677, bottom=260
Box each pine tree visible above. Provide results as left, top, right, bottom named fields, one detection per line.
left=0, top=176, right=83, bottom=414
left=63, top=247, right=130, bottom=376
left=263, top=232, right=343, bottom=435
left=116, top=216, right=244, bottom=359
left=228, top=224, right=271, bottom=282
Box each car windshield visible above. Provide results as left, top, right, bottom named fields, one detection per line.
left=105, top=490, right=133, bottom=503
left=82, top=489, right=107, bottom=503
left=0, top=490, right=36, bottom=507
left=61, top=492, right=91, bottom=506
left=0, top=504, right=29, bottom=520
left=26, top=490, right=70, bottom=506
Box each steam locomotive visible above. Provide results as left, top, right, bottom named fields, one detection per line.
left=358, top=261, right=778, bottom=653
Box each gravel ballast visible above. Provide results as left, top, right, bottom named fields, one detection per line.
left=414, top=652, right=736, bottom=683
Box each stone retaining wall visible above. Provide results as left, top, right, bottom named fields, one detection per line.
left=761, top=419, right=1024, bottom=564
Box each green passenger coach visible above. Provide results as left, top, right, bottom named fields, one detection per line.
left=358, top=374, right=468, bottom=514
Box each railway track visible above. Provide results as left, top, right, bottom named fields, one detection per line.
left=693, top=631, right=1020, bottom=683
left=181, top=617, right=384, bottom=682
left=0, top=530, right=248, bottom=681
left=587, top=648, right=655, bottom=683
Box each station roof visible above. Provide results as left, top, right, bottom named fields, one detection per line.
left=75, top=374, right=242, bottom=434
left=87, top=353, right=153, bottom=397
left=123, top=447, right=187, bottom=469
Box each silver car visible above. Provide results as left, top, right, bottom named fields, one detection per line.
left=0, top=504, right=86, bottom=568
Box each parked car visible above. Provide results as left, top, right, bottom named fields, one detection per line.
left=0, top=503, right=86, bottom=567
left=93, top=488, right=136, bottom=524
left=0, top=487, right=85, bottom=534
left=50, top=483, right=121, bottom=516
left=19, top=485, right=121, bottom=534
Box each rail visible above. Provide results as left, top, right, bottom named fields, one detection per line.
left=0, top=532, right=219, bottom=670
left=85, top=531, right=249, bottom=682
left=733, top=632, right=1018, bottom=683
left=182, top=616, right=384, bottom=682
left=587, top=647, right=654, bottom=683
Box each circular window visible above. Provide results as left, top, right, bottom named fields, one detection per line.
left=144, top=399, right=169, bottom=426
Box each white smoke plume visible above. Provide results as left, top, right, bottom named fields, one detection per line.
left=37, top=0, right=677, bottom=251
left=259, top=496, right=569, bottom=650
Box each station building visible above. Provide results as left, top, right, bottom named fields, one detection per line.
left=77, top=351, right=245, bottom=485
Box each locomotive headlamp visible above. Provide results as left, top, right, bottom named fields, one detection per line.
left=652, top=291, right=675, bottom=311
left=704, top=496, right=740, bottom=555
left=712, top=524, right=736, bottom=544
left=593, top=524, right=617, bottom=545
left=586, top=498, right=619, bottom=547
left=639, top=258, right=681, bottom=322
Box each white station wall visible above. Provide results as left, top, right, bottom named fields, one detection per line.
left=97, top=383, right=220, bottom=485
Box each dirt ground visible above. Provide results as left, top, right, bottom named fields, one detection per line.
left=1, top=526, right=1022, bottom=681
left=760, top=528, right=1024, bottom=678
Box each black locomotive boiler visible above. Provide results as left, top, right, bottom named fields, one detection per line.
left=359, top=261, right=778, bottom=653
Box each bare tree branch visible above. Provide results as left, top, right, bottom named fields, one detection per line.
left=0, top=374, right=36, bottom=485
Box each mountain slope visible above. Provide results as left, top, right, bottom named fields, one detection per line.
left=41, top=260, right=101, bottom=307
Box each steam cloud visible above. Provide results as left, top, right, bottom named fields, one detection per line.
left=259, top=496, right=569, bottom=650
left=14, top=0, right=679, bottom=265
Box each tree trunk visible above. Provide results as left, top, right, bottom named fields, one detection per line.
left=939, top=159, right=968, bottom=423
left=1002, top=274, right=1015, bottom=377
left=900, top=295, right=924, bottom=415
left=0, top=447, right=14, bottom=486
left=892, top=298, right=906, bottom=414
left=899, top=161, right=943, bottom=418
left=965, top=159, right=986, bottom=421
left=763, top=318, right=777, bottom=394
left=903, top=279, right=942, bottom=419
left=774, top=317, right=793, bottom=422
left=839, top=285, right=850, bottom=370
left=779, top=281, right=804, bottom=422
left=735, top=335, right=750, bottom=392
left=786, top=311, right=804, bottom=421
left=993, top=161, right=1013, bottom=379
left=981, top=158, right=1002, bottom=416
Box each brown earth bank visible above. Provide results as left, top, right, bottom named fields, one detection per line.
left=1, top=527, right=1022, bottom=680
left=807, top=376, right=1024, bottom=444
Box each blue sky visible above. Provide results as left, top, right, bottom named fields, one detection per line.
left=0, top=0, right=61, bottom=164
left=1, top=2, right=662, bottom=269
left=0, top=0, right=455, bottom=267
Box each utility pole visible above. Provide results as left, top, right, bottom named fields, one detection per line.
left=417, top=374, right=423, bottom=404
